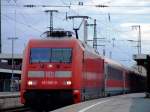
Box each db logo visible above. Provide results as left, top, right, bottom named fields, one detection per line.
left=45, top=71, right=55, bottom=77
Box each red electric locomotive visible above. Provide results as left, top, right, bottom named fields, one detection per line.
left=21, top=32, right=104, bottom=109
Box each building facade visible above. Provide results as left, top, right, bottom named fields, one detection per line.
left=0, top=54, right=22, bottom=91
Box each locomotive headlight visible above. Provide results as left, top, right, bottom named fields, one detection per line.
left=48, top=64, right=53, bottom=68
left=27, top=81, right=33, bottom=86
left=27, top=80, right=36, bottom=86
left=66, top=80, right=72, bottom=85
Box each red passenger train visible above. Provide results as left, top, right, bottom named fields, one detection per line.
left=21, top=32, right=145, bottom=109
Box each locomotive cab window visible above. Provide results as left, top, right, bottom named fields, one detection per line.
left=51, top=48, right=72, bottom=63
left=30, top=48, right=50, bottom=63
left=30, top=48, right=72, bottom=63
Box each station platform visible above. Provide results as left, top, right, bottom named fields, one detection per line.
left=52, top=93, right=150, bottom=112
left=0, top=92, right=20, bottom=97
left=0, top=92, right=22, bottom=110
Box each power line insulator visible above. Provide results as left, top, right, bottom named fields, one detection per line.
left=79, top=2, right=83, bottom=6
left=95, top=5, right=108, bottom=7
left=24, top=4, right=36, bottom=8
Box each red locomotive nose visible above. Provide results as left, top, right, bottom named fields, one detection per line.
left=56, top=64, right=60, bottom=68
left=40, top=64, right=44, bottom=68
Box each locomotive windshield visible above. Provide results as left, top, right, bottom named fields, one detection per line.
left=30, top=48, right=72, bottom=63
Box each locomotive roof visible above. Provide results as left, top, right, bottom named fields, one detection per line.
left=79, top=41, right=103, bottom=58
left=28, top=38, right=103, bottom=58
left=28, top=37, right=78, bottom=45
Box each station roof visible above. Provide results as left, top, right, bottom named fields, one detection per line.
left=0, top=68, right=21, bottom=74
left=0, top=54, right=22, bottom=59
left=133, top=54, right=149, bottom=60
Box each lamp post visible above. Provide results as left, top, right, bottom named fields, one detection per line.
left=8, top=37, right=18, bottom=92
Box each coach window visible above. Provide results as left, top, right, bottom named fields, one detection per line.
left=107, top=66, right=123, bottom=80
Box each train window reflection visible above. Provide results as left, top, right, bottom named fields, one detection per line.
left=30, top=48, right=50, bottom=63
left=107, top=65, right=123, bottom=80
left=30, top=48, right=72, bottom=63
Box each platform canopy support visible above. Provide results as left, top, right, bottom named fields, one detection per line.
left=133, top=54, right=150, bottom=98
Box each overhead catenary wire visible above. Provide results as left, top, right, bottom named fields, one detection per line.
left=2, top=14, right=43, bottom=33
left=2, top=3, right=150, bottom=8
left=2, top=1, right=149, bottom=33
left=49, top=1, right=150, bottom=57
left=2, top=0, right=150, bottom=65
left=87, top=17, right=138, bottom=59
left=2, top=18, right=37, bottom=38
left=4, top=0, right=45, bottom=33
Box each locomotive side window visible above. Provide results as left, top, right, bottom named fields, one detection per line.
left=30, top=48, right=72, bottom=63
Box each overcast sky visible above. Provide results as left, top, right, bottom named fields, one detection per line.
left=1, top=0, right=150, bottom=67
